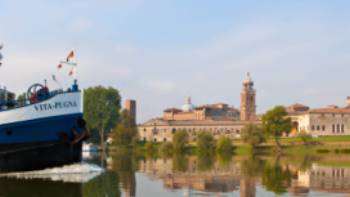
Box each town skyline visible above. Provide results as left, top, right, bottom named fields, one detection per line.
left=1, top=1, right=350, bottom=122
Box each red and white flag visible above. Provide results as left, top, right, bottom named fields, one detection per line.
left=66, top=50, right=75, bottom=62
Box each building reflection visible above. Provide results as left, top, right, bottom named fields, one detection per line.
left=137, top=156, right=350, bottom=197
left=138, top=156, right=257, bottom=197
left=292, top=163, right=350, bottom=195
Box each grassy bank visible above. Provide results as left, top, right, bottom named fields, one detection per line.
left=109, top=135, right=350, bottom=157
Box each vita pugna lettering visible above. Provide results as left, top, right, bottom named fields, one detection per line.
left=34, top=101, right=78, bottom=111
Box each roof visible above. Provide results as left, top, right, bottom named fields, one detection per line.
left=164, top=108, right=182, bottom=113
left=139, top=118, right=261, bottom=127
left=309, top=107, right=350, bottom=114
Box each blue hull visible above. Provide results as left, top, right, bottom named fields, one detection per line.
left=0, top=113, right=84, bottom=172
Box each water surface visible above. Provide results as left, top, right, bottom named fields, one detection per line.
left=1, top=152, right=350, bottom=197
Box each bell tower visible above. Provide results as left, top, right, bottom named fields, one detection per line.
left=240, top=72, right=256, bottom=121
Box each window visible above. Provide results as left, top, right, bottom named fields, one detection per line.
left=172, top=128, right=176, bottom=134
left=153, top=138, right=157, bottom=142
left=311, top=125, right=315, bottom=131
left=143, top=128, right=147, bottom=132
left=163, top=138, right=167, bottom=142
left=316, top=125, right=320, bottom=131
left=332, top=124, right=335, bottom=133
left=341, top=124, right=345, bottom=133
left=143, top=137, right=146, bottom=142
left=322, top=125, right=326, bottom=131
left=337, top=124, right=340, bottom=133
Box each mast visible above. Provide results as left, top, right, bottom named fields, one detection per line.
left=0, top=44, right=3, bottom=67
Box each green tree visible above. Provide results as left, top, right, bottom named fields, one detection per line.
left=111, top=109, right=137, bottom=146
left=197, top=131, right=215, bottom=155
left=241, top=124, right=265, bottom=148
left=84, top=86, right=121, bottom=150
left=172, top=130, right=189, bottom=153
left=159, top=142, right=173, bottom=156
left=262, top=106, right=292, bottom=151
left=216, top=136, right=233, bottom=154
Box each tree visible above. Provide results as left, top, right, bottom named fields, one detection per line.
left=172, top=130, right=188, bottom=153
left=262, top=106, right=292, bottom=151
left=84, top=86, right=121, bottom=150
left=241, top=124, right=265, bottom=148
left=196, top=131, right=215, bottom=155
left=111, top=109, right=137, bottom=146
left=216, top=136, right=233, bottom=154
left=159, top=142, right=173, bottom=156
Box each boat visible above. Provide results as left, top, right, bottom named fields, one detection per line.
left=0, top=47, right=87, bottom=172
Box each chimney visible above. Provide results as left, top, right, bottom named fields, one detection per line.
left=347, top=97, right=350, bottom=106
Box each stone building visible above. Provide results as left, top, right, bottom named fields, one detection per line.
left=138, top=73, right=260, bottom=142
left=287, top=97, right=350, bottom=136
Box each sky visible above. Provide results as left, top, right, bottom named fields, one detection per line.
left=0, top=0, right=350, bottom=123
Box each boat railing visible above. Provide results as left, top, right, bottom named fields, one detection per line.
left=0, top=89, right=79, bottom=111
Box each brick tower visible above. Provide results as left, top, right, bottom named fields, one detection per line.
left=240, top=73, right=256, bottom=121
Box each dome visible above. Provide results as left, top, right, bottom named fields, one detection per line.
left=182, top=96, right=195, bottom=112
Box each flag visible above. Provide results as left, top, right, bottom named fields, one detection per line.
left=52, top=75, right=57, bottom=81
left=68, top=68, right=74, bottom=76
left=66, top=50, right=75, bottom=62
left=57, top=64, right=62, bottom=69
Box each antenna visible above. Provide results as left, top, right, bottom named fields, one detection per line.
left=0, top=44, right=3, bottom=67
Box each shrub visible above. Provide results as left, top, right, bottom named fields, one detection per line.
left=216, top=136, right=233, bottom=154
left=173, top=130, right=189, bottom=153
left=241, top=124, right=265, bottom=148
left=159, top=142, right=173, bottom=156
left=197, top=131, right=215, bottom=154
left=298, top=131, right=313, bottom=146
left=317, top=149, right=330, bottom=154
left=145, top=142, right=155, bottom=153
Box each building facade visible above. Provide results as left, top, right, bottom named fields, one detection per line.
left=287, top=98, right=350, bottom=136
left=138, top=73, right=260, bottom=142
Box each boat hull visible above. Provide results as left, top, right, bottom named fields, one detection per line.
left=0, top=91, right=84, bottom=172
left=0, top=141, right=82, bottom=172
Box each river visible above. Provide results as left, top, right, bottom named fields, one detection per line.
left=0, top=151, right=349, bottom=197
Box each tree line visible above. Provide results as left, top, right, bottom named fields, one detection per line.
left=83, top=86, right=313, bottom=153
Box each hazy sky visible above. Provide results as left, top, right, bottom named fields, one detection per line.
left=1, top=0, right=350, bottom=122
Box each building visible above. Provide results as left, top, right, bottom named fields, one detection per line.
left=287, top=97, right=350, bottom=136
left=240, top=72, right=256, bottom=121
left=124, top=99, right=137, bottom=124
left=138, top=73, right=260, bottom=142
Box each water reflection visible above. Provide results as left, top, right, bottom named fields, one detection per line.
left=1, top=152, right=350, bottom=197
left=0, top=171, right=120, bottom=197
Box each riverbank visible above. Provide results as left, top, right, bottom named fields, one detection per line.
left=109, top=135, right=350, bottom=157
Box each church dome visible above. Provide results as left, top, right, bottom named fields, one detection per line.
left=182, top=97, right=195, bottom=112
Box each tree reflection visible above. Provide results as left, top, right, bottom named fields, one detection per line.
left=241, top=156, right=265, bottom=178
left=261, top=158, right=292, bottom=195
left=82, top=171, right=121, bottom=197
left=172, top=153, right=189, bottom=172
left=109, top=151, right=138, bottom=197
left=197, top=154, right=214, bottom=172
